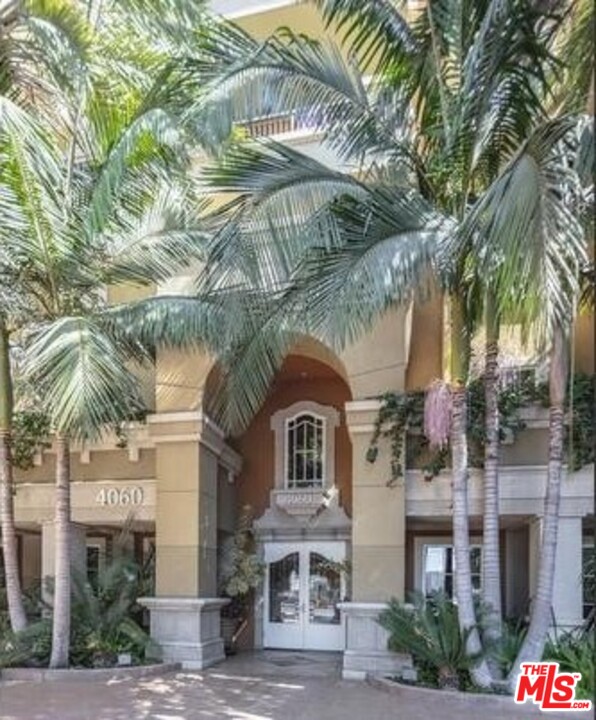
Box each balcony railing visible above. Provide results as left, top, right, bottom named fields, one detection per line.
left=241, top=108, right=324, bottom=139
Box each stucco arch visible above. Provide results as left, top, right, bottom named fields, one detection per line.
left=155, top=306, right=415, bottom=417
left=155, top=347, right=218, bottom=413
left=199, top=334, right=352, bottom=424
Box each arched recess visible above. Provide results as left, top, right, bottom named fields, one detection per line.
left=230, top=339, right=353, bottom=522
left=200, top=333, right=352, bottom=429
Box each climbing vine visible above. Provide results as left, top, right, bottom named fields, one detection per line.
left=11, top=410, right=51, bottom=470
left=367, top=373, right=595, bottom=485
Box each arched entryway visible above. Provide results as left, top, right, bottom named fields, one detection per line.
left=233, top=347, right=353, bottom=651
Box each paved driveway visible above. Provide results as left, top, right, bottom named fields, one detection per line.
left=0, top=651, right=589, bottom=720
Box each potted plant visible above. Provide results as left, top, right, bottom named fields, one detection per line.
left=218, top=506, right=265, bottom=654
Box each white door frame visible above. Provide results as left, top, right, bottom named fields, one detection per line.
left=263, top=540, right=346, bottom=651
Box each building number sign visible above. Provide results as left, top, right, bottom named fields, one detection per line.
left=95, top=487, right=144, bottom=506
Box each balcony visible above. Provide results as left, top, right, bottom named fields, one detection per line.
left=209, top=0, right=297, bottom=20
left=240, top=108, right=323, bottom=139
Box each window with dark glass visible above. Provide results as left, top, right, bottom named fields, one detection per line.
left=286, top=414, right=324, bottom=489
left=423, top=545, right=482, bottom=598
left=582, top=542, right=595, bottom=620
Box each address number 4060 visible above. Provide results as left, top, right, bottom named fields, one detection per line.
left=95, top=487, right=144, bottom=506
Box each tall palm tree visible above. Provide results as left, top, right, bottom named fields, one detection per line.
left=0, top=0, right=91, bottom=633
left=187, top=0, right=577, bottom=685
left=0, top=0, right=214, bottom=665
left=0, top=314, right=27, bottom=633
left=0, top=72, right=209, bottom=665
left=458, top=113, right=591, bottom=688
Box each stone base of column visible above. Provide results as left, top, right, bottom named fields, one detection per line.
left=139, top=597, right=229, bottom=669
left=338, top=602, right=413, bottom=681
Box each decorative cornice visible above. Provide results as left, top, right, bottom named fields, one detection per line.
left=28, top=412, right=241, bottom=475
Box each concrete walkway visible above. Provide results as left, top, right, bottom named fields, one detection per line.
left=0, top=651, right=589, bottom=719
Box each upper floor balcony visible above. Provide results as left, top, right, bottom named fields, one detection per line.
left=240, top=106, right=323, bottom=139
left=209, top=0, right=297, bottom=20
left=210, top=1, right=427, bottom=20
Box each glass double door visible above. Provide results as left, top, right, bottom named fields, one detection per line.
left=264, top=541, right=346, bottom=651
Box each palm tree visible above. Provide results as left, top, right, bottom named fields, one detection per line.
left=187, top=0, right=579, bottom=686
left=460, top=112, right=591, bottom=687
left=0, top=0, right=92, bottom=636
left=0, top=0, right=216, bottom=666
left=0, top=72, right=210, bottom=666
left=0, top=315, right=27, bottom=633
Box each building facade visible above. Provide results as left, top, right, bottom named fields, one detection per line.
left=2, top=0, right=594, bottom=680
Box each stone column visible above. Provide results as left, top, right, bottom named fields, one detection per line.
left=340, top=400, right=408, bottom=680
left=345, top=400, right=405, bottom=601
left=140, top=411, right=240, bottom=669
left=41, top=521, right=87, bottom=606
left=528, top=514, right=583, bottom=631
left=552, top=516, right=583, bottom=629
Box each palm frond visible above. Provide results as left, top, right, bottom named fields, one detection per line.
left=313, top=0, right=417, bottom=74
left=460, top=116, right=588, bottom=334
left=21, top=317, right=148, bottom=440
left=101, top=295, right=227, bottom=357
left=193, top=21, right=403, bottom=162
left=200, top=140, right=369, bottom=292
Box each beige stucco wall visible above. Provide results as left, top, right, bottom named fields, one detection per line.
left=15, top=448, right=156, bottom=485
left=406, top=295, right=444, bottom=390
left=575, top=312, right=595, bottom=375
left=155, top=348, right=216, bottom=413
left=149, top=412, right=240, bottom=599
left=347, top=401, right=405, bottom=602
left=340, top=307, right=411, bottom=398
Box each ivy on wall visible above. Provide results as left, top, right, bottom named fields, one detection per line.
left=367, top=373, right=595, bottom=485
left=11, top=411, right=51, bottom=470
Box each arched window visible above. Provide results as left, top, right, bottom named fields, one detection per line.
left=271, top=401, right=339, bottom=492
left=285, top=413, right=325, bottom=489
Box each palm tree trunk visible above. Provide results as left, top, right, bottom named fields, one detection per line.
left=0, top=317, right=27, bottom=632
left=482, top=294, right=502, bottom=658
left=49, top=434, right=71, bottom=668
left=450, top=296, right=493, bottom=689
left=508, top=323, right=568, bottom=691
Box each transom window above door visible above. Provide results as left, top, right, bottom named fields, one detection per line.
left=286, top=413, right=325, bottom=489
left=271, top=401, right=339, bottom=492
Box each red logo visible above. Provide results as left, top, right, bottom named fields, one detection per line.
left=514, top=662, right=592, bottom=712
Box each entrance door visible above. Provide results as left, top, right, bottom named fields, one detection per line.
left=264, top=541, right=346, bottom=651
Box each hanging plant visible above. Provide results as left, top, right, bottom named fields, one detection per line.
left=424, top=380, right=452, bottom=448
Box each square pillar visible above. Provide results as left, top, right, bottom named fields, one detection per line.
left=345, top=400, right=405, bottom=602
left=41, top=521, right=87, bottom=606
left=528, top=515, right=583, bottom=630
left=552, top=517, right=583, bottom=629
left=139, top=597, right=229, bottom=669
left=142, top=411, right=240, bottom=669
left=341, top=400, right=407, bottom=680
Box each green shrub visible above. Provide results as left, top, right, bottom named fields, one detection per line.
left=492, top=617, right=528, bottom=677
left=544, top=630, right=594, bottom=701
left=0, top=619, right=52, bottom=668
left=69, top=554, right=158, bottom=667
left=0, top=553, right=157, bottom=669
left=378, top=592, right=482, bottom=690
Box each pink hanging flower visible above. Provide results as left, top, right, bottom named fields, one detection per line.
left=424, top=380, right=452, bottom=448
